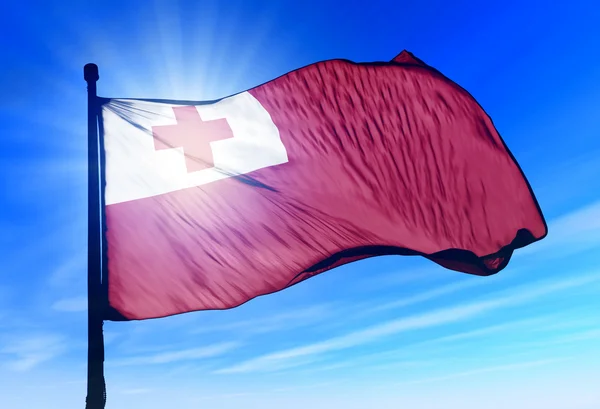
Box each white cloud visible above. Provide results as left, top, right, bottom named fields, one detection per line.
left=52, top=296, right=87, bottom=312
left=214, top=272, right=600, bottom=374
left=0, top=334, right=67, bottom=371
left=111, top=341, right=240, bottom=366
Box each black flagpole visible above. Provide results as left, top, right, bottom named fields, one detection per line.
left=84, top=63, right=106, bottom=409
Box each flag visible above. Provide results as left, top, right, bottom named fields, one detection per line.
left=99, top=50, right=547, bottom=321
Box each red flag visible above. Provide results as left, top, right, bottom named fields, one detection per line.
left=99, top=50, right=547, bottom=320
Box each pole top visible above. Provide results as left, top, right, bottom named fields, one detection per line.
left=84, top=63, right=99, bottom=82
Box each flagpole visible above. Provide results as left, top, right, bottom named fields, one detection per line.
left=84, top=63, right=106, bottom=409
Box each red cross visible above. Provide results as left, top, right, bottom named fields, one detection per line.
left=151, top=106, right=234, bottom=173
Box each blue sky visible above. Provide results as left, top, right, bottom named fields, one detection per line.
left=1, top=1, right=600, bottom=408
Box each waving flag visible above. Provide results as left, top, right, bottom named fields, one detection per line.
left=98, top=51, right=547, bottom=321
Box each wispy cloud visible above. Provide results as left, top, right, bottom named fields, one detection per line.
left=352, top=266, right=438, bottom=292
left=192, top=304, right=336, bottom=336
left=532, top=150, right=600, bottom=214
left=214, top=272, right=600, bottom=374
left=103, top=331, right=120, bottom=346
left=402, top=358, right=563, bottom=385
left=297, top=316, right=558, bottom=375
left=48, top=254, right=87, bottom=287
left=505, top=328, right=600, bottom=351
left=365, top=278, right=486, bottom=314
left=418, top=316, right=553, bottom=346
left=0, top=334, right=67, bottom=371
left=52, top=296, right=87, bottom=312
left=191, top=381, right=342, bottom=402
left=519, top=200, right=600, bottom=258
left=119, top=388, right=152, bottom=395
left=111, top=341, right=240, bottom=366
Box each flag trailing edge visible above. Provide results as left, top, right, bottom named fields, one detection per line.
left=98, top=50, right=548, bottom=321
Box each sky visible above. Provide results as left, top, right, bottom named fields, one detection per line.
left=1, top=0, right=600, bottom=408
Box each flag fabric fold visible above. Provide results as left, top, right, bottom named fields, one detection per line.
left=99, top=50, right=547, bottom=321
